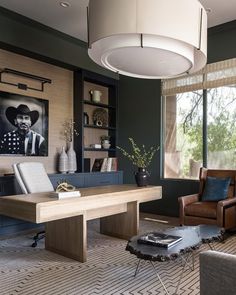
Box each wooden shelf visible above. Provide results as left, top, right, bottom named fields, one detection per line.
left=84, top=147, right=116, bottom=152
left=84, top=124, right=116, bottom=131
left=83, top=100, right=115, bottom=109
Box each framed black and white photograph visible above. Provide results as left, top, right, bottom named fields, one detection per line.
left=0, top=91, right=48, bottom=156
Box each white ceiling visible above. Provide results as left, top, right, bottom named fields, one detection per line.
left=0, top=0, right=235, bottom=42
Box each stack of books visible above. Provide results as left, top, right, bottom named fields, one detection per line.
left=92, top=157, right=118, bottom=172
left=137, top=232, right=183, bottom=248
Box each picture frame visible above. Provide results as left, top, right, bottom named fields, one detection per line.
left=0, top=91, right=49, bottom=156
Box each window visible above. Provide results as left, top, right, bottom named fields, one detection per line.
left=162, top=58, right=236, bottom=179
left=207, top=85, right=236, bottom=169
left=164, top=91, right=203, bottom=179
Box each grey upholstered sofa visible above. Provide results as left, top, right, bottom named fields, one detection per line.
left=200, top=250, right=236, bottom=295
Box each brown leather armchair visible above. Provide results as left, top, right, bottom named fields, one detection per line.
left=179, top=168, right=236, bottom=229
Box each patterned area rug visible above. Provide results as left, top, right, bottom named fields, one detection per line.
left=0, top=219, right=236, bottom=295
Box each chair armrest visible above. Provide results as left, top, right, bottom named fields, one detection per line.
left=217, top=197, right=236, bottom=208
left=217, top=197, right=236, bottom=228
left=178, top=194, right=200, bottom=225
left=178, top=194, right=200, bottom=206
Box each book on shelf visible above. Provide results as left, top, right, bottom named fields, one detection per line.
left=110, top=157, right=118, bottom=171
left=137, top=232, right=183, bottom=248
left=50, top=190, right=81, bottom=199
left=102, top=157, right=118, bottom=172
left=107, top=157, right=112, bottom=171
left=92, top=158, right=104, bottom=172
left=92, top=157, right=118, bottom=172
left=90, top=143, right=102, bottom=149
left=100, top=157, right=108, bottom=172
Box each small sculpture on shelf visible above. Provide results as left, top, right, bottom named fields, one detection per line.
left=101, top=135, right=111, bottom=149
left=84, top=112, right=89, bottom=125
left=93, top=108, right=108, bottom=127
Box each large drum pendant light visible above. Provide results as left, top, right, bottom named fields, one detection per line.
left=87, top=0, right=207, bottom=79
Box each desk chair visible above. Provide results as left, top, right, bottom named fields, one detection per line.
left=13, top=162, right=54, bottom=247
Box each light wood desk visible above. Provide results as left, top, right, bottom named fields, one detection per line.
left=0, top=184, right=162, bottom=262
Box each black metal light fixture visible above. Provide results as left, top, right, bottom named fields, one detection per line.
left=0, top=68, right=52, bottom=92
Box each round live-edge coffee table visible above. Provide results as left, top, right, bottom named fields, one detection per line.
left=197, top=224, right=224, bottom=249
left=126, top=226, right=202, bottom=295
left=126, top=224, right=224, bottom=295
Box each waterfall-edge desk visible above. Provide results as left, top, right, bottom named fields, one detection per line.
left=0, top=184, right=162, bottom=262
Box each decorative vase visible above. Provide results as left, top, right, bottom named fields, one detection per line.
left=135, top=167, right=150, bottom=187
left=59, top=146, right=68, bottom=173
left=67, top=142, right=77, bottom=173
left=84, top=112, right=89, bottom=125
left=90, top=90, right=102, bottom=103
left=102, top=140, right=111, bottom=149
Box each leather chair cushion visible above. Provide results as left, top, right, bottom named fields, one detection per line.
left=185, top=201, right=217, bottom=219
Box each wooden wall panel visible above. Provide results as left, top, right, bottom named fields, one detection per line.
left=0, top=49, right=73, bottom=174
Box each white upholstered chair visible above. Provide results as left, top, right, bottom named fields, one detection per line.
left=13, top=162, right=54, bottom=246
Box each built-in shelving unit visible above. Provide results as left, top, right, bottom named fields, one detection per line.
left=74, top=70, right=118, bottom=172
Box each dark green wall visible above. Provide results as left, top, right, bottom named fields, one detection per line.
left=0, top=7, right=118, bottom=79
left=118, top=20, right=236, bottom=217
left=118, top=77, right=161, bottom=183
left=208, top=21, right=236, bottom=63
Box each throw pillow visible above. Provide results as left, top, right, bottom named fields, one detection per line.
left=201, top=176, right=231, bottom=202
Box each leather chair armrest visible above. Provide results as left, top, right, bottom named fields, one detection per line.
left=178, top=194, right=200, bottom=206
left=217, top=197, right=236, bottom=208
left=217, top=197, right=236, bottom=228
left=178, top=194, right=200, bottom=225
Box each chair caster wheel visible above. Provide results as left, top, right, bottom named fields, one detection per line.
left=32, top=242, right=37, bottom=248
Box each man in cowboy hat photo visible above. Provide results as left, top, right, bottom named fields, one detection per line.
left=0, top=104, right=46, bottom=156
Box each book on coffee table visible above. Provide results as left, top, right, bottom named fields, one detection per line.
left=137, top=232, right=183, bottom=248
